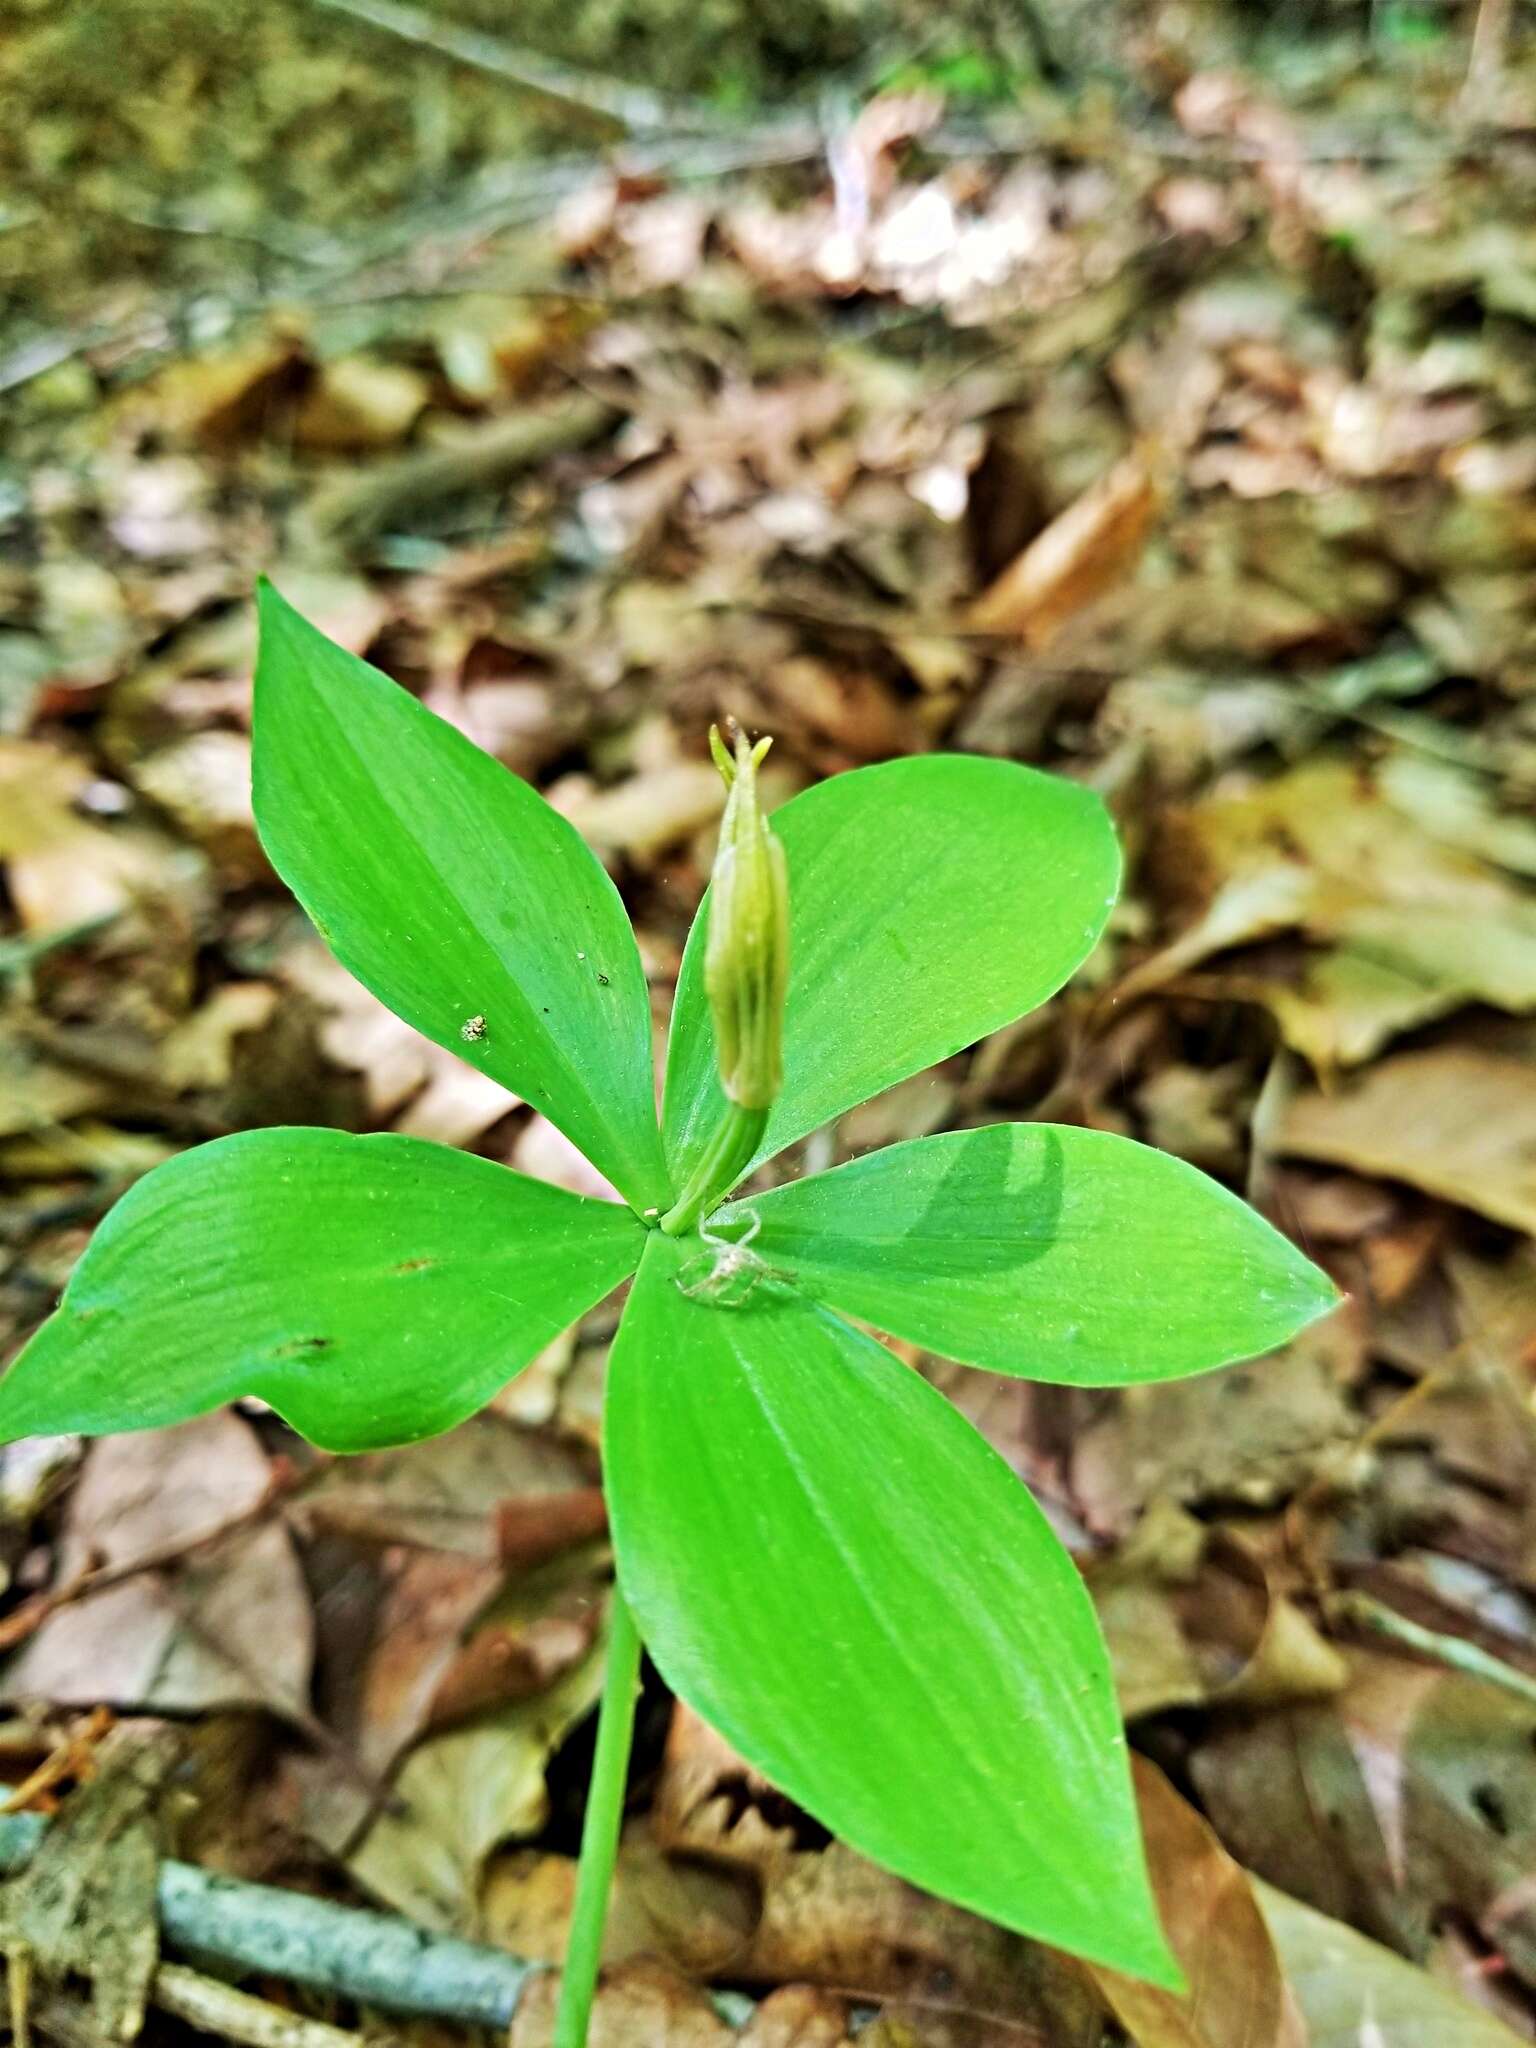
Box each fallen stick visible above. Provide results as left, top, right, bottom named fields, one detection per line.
left=34, top=1966, right=367, bottom=2048
left=0, top=1813, right=533, bottom=2028
left=310, top=0, right=729, bottom=136
left=305, top=395, right=618, bottom=543
left=151, top=1965, right=368, bottom=2048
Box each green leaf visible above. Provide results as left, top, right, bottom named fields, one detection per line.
left=0, top=1129, right=643, bottom=1452
left=253, top=584, right=669, bottom=1214
left=605, top=1232, right=1177, bottom=1983
left=662, top=755, right=1120, bottom=1189
left=717, top=1124, right=1338, bottom=1385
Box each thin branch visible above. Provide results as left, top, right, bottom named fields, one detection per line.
left=309, top=0, right=727, bottom=135
left=0, top=1812, right=767, bottom=2033
left=305, top=393, right=618, bottom=542
left=0, top=1811, right=535, bottom=2028
left=33, top=1967, right=366, bottom=2048
left=150, top=1967, right=365, bottom=2048
left=1328, top=1591, right=1536, bottom=1709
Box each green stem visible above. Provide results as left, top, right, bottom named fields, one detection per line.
left=552, top=1583, right=644, bottom=2048
left=658, top=1101, right=767, bottom=1237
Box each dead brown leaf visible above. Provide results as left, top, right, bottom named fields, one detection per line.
left=1279, top=1047, right=1536, bottom=1234
left=1193, top=1651, right=1536, bottom=1985
left=1090, top=1757, right=1305, bottom=2048
left=1091, top=1507, right=1349, bottom=1720
left=510, top=1956, right=734, bottom=2048
left=647, top=1705, right=1100, bottom=2040
left=2, top=1414, right=312, bottom=1720
left=968, top=454, right=1157, bottom=648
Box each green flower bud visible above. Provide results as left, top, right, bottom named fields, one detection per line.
left=704, top=722, right=789, bottom=1110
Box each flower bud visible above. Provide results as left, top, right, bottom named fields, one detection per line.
left=704, top=722, right=789, bottom=1110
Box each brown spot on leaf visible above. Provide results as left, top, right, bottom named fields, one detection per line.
left=275, top=1335, right=333, bottom=1359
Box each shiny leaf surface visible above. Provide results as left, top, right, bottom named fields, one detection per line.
left=717, top=1124, right=1338, bottom=1384
left=662, top=755, right=1120, bottom=1189
left=605, top=1232, right=1177, bottom=1983
left=0, top=1129, right=643, bottom=1451
left=254, top=584, right=669, bottom=1213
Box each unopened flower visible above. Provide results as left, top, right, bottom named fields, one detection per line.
left=704, top=722, right=789, bottom=1110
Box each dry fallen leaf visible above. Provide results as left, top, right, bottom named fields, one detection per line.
left=1193, top=1652, right=1536, bottom=1984
left=647, top=1705, right=1098, bottom=2038
left=156, top=982, right=279, bottom=1093
left=2, top=1413, right=313, bottom=1719
left=292, top=355, right=430, bottom=453
left=1089, top=1758, right=1306, bottom=2048
left=968, top=454, right=1157, bottom=648
left=1073, top=1312, right=1362, bottom=1537
left=346, top=1642, right=605, bottom=1936
left=1279, top=1047, right=1536, bottom=1234
left=289, top=1415, right=609, bottom=1880
left=0, top=1724, right=175, bottom=2041
left=1092, top=1508, right=1350, bottom=1721
left=129, top=730, right=263, bottom=883
left=510, top=1956, right=734, bottom=2048
left=0, top=739, right=205, bottom=935
left=277, top=939, right=519, bottom=1146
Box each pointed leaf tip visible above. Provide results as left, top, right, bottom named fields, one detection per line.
left=720, top=1123, right=1339, bottom=1387
left=606, top=1232, right=1177, bottom=1982
left=0, top=1130, right=643, bottom=1452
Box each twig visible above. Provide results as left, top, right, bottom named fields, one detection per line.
left=0, top=1710, right=113, bottom=1816
left=309, top=0, right=725, bottom=135
left=0, top=1811, right=534, bottom=2027
left=0, top=1814, right=765, bottom=2033
left=30, top=1968, right=366, bottom=2048
left=1328, top=1591, right=1536, bottom=1709
left=149, top=1964, right=367, bottom=2048
left=305, top=394, right=618, bottom=542
left=311, top=0, right=1514, bottom=176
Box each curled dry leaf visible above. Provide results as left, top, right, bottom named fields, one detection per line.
left=645, top=1704, right=1100, bottom=2038
left=1091, top=1507, right=1349, bottom=1721
left=968, top=454, right=1158, bottom=649
left=1139, top=758, right=1536, bottom=1071
left=1089, top=1757, right=1306, bottom=2048
left=1193, top=1652, right=1536, bottom=1984
left=346, top=1642, right=607, bottom=1937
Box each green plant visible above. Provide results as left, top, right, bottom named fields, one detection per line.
left=0, top=584, right=1338, bottom=2040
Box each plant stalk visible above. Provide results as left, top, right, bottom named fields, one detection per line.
left=658, top=1101, right=767, bottom=1237
left=552, top=1582, right=644, bottom=2048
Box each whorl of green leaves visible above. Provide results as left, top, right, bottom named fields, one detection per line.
left=0, top=583, right=1339, bottom=1985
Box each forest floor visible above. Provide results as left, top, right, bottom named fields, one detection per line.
left=4, top=2, right=1536, bottom=2042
